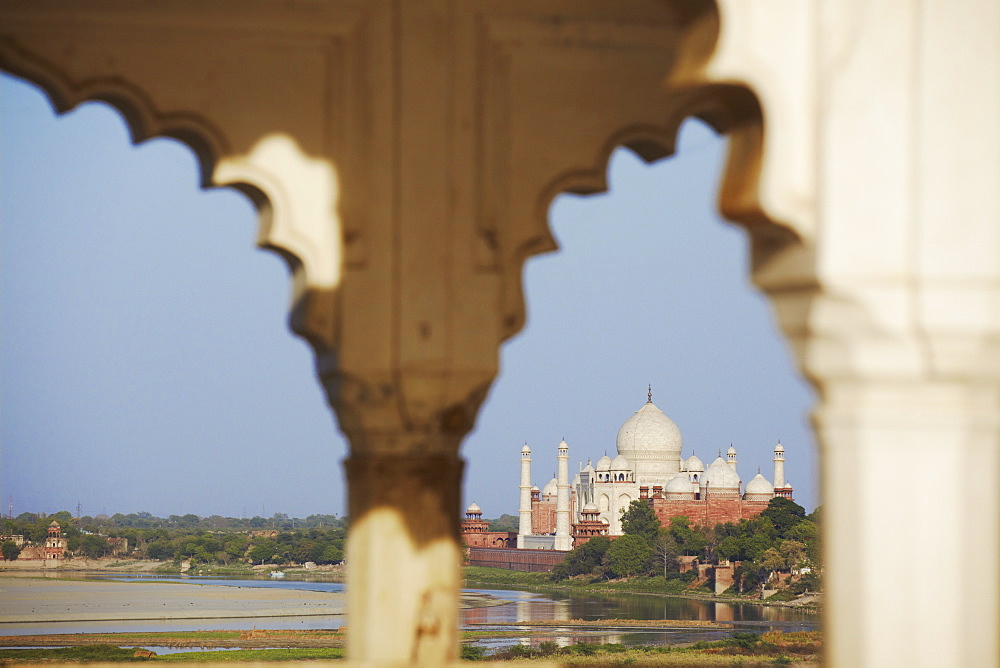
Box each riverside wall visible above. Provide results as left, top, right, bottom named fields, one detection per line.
left=467, top=547, right=564, bottom=573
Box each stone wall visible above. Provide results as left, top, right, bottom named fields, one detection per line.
left=650, top=497, right=770, bottom=527
left=467, top=547, right=565, bottom=573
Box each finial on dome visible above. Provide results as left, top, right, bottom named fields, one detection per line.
left=647, top=384, right=652, bottom=403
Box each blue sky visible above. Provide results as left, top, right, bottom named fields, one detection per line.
left=1, top=72, right=817, bottom=520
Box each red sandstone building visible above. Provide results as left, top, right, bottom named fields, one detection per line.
left=44, top=520, right=68, bottom=560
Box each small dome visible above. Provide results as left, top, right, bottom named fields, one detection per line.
left=610, top=454, right=631, bottom=471
left=542, top=477, right=558, bottom=496
left=466, top=502, right=482, bottom=514
left=744, top=473, right=774, bottom=496
left=666, top=473, right=694, bottom=494
left=531, top=485, right=540, bottom=492
left=582, top=501, right=599, bottom=513
left=521, top=443, right=531, bottom=454
left=774, top=442, right=785, bottom=452
left=558, top=439, right=569, bottom=449
left=684, top=454, right=704, bottom=472
left=596, top=455, right=612, bottom=471
left=703, top=456, right=740, bottom=489
left=727, top=445, right=737, bottom=455
left=582, top=461, right=595, bottom=474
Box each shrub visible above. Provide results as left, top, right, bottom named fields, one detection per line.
left=460, top=644, right=486, bottom=661
left=537, top=641, right=559, bottom=655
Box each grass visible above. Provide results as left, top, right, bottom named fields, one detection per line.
left=463, top=631, right=820, bottom=665
left=156, top=648, right=345, bottom=662
left=0, top=647, right=345, bottom=663
left=0, top=645, right=144, bottom=662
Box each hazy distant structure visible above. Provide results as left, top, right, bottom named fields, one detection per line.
left=517, top=388, right=793, bottom=550
left=44, top=521, right=67, bottom=560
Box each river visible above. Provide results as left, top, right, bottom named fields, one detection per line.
left=1, top=572, right=818, bottom=648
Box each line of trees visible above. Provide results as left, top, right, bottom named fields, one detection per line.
left=551, top=497, right=822, bottom=594
left=1, top=511, right=348, bottom=566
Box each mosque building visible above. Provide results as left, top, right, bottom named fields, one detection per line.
left=515, top=387, right=793, bottom=550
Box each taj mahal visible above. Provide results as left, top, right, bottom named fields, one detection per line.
left=515, top=387, right=793, bottom=551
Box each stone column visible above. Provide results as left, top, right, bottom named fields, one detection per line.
left=343, top=447, right=464, bottom=665
left=772, top=443, right=785, bottom=489
left=517, top=444, right=532, bottom=549
left=554, top=440, right=572, bottom=551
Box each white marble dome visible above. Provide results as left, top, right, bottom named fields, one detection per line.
left=582, top=501, right=599, bottom=513
left=665, top=472, right=694, bottom=494
left=684, top=453, right=705, bottom=472
left=744, top=473, right=774, bottom=500
left=615, top=397, right=683, bottom=484
left=466, top=502, right=482, bottom=514
left=702, top=456, right=741, bottom=489
left=542, top=477, right=558, bottom=496
left=610, top=454, right=631, bottom=470
left=521, top=443, right=531, bottom=454
left=595, top=454, right=612, bottom=471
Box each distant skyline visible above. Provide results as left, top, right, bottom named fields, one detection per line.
left=1, top=72, right=817, bottom=521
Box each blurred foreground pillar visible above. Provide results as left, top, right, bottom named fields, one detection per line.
left=698, top=2, right=1000, bottom=665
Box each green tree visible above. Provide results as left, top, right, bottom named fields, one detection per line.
left=787, top=519, right=820, bottom=564
left=653, top=530, right=678, bottom=578
left=779, top=539, right=806, bottom=568
left=761, top=547, right=784, bottom=573
left=606, top=534, right=653, bottom=578
left=79, top=534, right=111, bottom=559
left=248, top=539, right=277, bottom=564
left=551, top=536, right=611, bottom=581
left=2, top=540, right=21, bottom=561
left=487, top=514, right=519, bottom=532
left=668, top=516, right=708, bottom=556
left=620, top=500, right=660, bottom=545
left=760, top=497, right=807, bottom=537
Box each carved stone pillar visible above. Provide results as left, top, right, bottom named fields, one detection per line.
left=1, top=2, right=722, bottom=663
left=691, top=3, right=1000, bottom=665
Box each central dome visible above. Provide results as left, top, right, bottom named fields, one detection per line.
left=616, top=398, right=683, bottom=483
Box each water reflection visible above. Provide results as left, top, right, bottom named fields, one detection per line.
left=460, top=585, right=815, bottom=625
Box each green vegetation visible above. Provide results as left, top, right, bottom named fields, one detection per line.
left=0, top=645, right=144, bottom=662
left=0, top=646, right=346, bottom=663
left=1, top=511, right=347, bottom=568
left=487, top=513, right=519, bottom=532
left=156, top=648, right=345, bottom=662
left=1, top=539, right=21, bottom=561
left=461, top=630, right=820, bottom=664
left=549, top=498, right=822, bottom=597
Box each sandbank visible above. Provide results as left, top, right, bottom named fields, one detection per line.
left=0, top=578, right=345, bottom=623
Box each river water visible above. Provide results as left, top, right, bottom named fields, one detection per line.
left=2, top=572, right=818, bottom=648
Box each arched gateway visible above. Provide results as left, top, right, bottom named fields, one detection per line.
left=3, top=2, right=999, bottom=666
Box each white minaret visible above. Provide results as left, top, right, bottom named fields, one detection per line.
left=554, top=439, right=572, bottom=551
left=517, top=443, right=532, bottom=549
left=726, top=444, right=738, bottom=470
left=773, top=441, right=786, bottom=489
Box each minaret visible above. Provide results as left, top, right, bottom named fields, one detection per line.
left=554, top=439, right=572, bottom=551
left=517, top=443, right=532, bottom=549
left=727, top=444, right=738, bottom=470
left=773, top=441, right=786, bottom=489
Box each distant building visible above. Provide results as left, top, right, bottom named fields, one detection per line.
left=0, top=534, right=25, bottom=547
left=44, top=521, right=68, bottom=560
left=459, top=503, right=516, bottom=549
left=517, top=388, right=794, bottom=550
